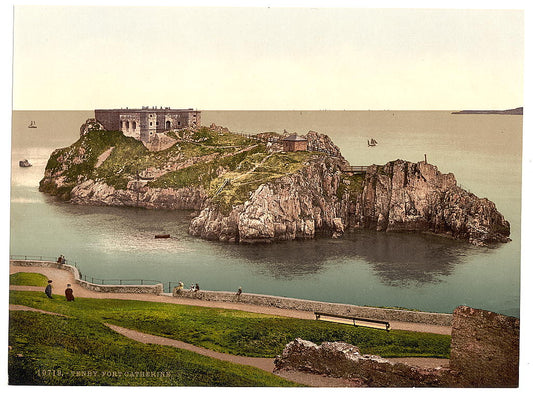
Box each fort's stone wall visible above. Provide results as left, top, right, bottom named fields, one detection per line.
left=172, top=288, right=453, bottom=326
left=95, top=109, right=121, bottom=131
left=450, top=305, right=519, bottom=387
left=94, top=108, right=201, bottom=143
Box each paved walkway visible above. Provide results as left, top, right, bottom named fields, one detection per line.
left=9, top=265, right=452, bottom=335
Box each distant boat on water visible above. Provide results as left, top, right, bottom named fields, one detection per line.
left=155, top=234, right=171, bottom=239
left=28, top=121, right=37, bottom=128
left=19, top=159, right=32, bottom=167
left=368, top=138, right=378, bottom=147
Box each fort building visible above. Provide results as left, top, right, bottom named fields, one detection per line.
left=281, top=134, right=308, bottom=152
left=95, top=107, right=201, bottom=142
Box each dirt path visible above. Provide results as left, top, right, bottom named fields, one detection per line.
left=10, top=265, right=452, bottom=336
left=9, top=290, right=451, bottom=386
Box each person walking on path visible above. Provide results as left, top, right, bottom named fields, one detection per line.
left=45, top=280, right=53, bottom=298
left=65, top=284, right=75, bottom=301
left=235, top=286, right=242, bottom=301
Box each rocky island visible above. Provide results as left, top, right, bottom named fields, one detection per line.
left=39, top=121, right=511, bottom=246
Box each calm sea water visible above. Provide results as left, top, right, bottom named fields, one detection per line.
left=10, top=110, right=522, bottom=317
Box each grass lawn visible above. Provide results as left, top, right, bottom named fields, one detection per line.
left=8, top=311, right=299, bottom=386
left=10, top=272, right=49, bottom=287
left=10, top=291, right=451, bottom=360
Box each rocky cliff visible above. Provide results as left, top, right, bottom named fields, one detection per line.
left=190, top=158, right=510, bottom=246
left=40, top=124, right=510, bottom=246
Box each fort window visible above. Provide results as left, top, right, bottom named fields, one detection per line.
left=166, top=120, right=171, bottom=129
left=150, top=122, right=153, bottom=126
left=132, top=121, right=136, bottom=129
left=156, top=121, right=159, bottom=126
left=178, top=121, right=181, bottom=126
left=126, top=121, right=130, bottom=129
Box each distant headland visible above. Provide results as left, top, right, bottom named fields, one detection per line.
left=452, top=107, right=523, bottom=115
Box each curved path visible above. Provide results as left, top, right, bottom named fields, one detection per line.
left=9, top=265, right=452, bottom=335
left=10, top=264, right=452, bottom=387
left=9, top=304, right=448, bottom=387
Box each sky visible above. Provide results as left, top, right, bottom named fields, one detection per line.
left=10, top=3, right=525, bottom=111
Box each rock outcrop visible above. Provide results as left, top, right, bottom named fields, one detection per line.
left=274, top=338, right=457, bottom=387
left=69, top=180, right=207, bottom=210
left=190, top=158, right=510, bottom=246
left=352, top=160, right=511, bottom=246
left=80, top=118, right=105, bottom=136
left=190, top=156, right=348, bottom=243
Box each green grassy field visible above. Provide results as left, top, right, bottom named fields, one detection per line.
left=9, top=311, right=299, bottom=386
left=10, top=272, right=49, bottom=287
left=10, top=291, right=451, bottom=361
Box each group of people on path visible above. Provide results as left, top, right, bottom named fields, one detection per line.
left=174, top=281, right=243, bottom=299
left=44, top=279, right=74, bottom=301
left=175, top=281, right=200, bottom=293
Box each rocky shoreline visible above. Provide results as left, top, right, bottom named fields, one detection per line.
left=39, top=124, right=511, bottom=247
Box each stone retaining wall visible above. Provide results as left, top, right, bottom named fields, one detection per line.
left=173, top=288, right=452, bottom=326
left=10, top=259, right=452, bottom=325
left=10, top=260, right=163, bottom=295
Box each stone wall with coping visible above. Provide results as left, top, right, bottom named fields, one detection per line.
left=10, top=260, right=163, bottom=295
left=10, top=259, right=453, bottom=326
left=172, top=288, right=452, bottom=326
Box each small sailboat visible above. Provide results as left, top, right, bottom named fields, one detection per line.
left=367, top=138, right=378, bottom=147
left=28, top=121, right=37, bottom=128
left=19, top=159, right=32, bottom=167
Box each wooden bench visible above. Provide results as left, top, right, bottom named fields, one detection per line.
left=314, top=312, right=391, bottom=332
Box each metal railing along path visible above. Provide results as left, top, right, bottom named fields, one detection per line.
left=10, top=255, right=178, bottom=293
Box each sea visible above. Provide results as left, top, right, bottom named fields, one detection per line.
left=9, top=110, right=522, bottom=317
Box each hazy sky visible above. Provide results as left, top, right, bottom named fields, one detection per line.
left=12, top=6, right=524, bottom=110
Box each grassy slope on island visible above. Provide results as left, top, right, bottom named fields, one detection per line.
left=41, top=127, right=301, bottom=207
left=10, top=291, right=451, bottom=359
left=9, top=311, right=299, bottom=386
left=150, top=149, right=318, bottom=214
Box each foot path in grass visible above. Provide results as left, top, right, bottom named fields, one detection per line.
left=8, top=304, right=449, bottom=387
left=10, top=265, right=452, bottom=336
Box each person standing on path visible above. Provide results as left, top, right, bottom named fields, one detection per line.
left=65, top=284, right=75, bottom=301
left=45, top=280, right=53, bottom=298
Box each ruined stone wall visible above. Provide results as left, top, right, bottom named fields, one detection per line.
left=173, top=288, right=452, bottom=326
left=450, top=305, right=519, bottom=387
